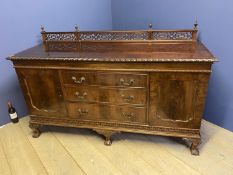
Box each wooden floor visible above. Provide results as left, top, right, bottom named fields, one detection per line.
left=0, top=117, right=233, bottom=175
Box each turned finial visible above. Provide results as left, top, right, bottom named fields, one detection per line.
left=149, top=23, right=153, bottom=30
left=75, top=25, right=79, bottom=32
left=41, top=25, right=45, bottom=32
left=194, top=18, right=198, bottom=30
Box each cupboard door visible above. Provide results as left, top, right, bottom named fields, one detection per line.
left=16, top=69, right=66, bottom=117
left=149, top=73, right=209, bottom=129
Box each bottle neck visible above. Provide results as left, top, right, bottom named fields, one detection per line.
left=8, top=102, right=12, bottom=108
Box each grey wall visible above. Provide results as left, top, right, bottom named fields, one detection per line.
left=111, top=0, right=233, bottom=131
left=0, top=0, right=112, bottom=125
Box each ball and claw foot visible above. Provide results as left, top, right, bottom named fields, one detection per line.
left=32, top=128, right=41, bottom=138
left=191, top=147, right=199, bottom=156
left=190, top=138, right=200, bottom=156
left=104, top=138, right=112, bottom=146
left=93, top=129, right=117, bottom=146
left=29, top=123, right=41, bottom=138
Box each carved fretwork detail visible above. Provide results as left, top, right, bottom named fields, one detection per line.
left=43, top=31, right=194, bottom=42
left=80, top=32, right=148, bottom=41
left=153, top=31, right=192, bottom=40
left=46, top=33, right=76, bottom=41
left=29, top=122, right=42, bottom=138
left=93, top=129, right=119, bottom=146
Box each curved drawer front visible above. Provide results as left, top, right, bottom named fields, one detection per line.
left=61, top=71, right=147, bottom=88
left=67, top=103, right=146, bottom=124
left=63, top=86, right=146, bottom=105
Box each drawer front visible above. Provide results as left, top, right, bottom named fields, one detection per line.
left=63, top=86, right=146, bottom=105
left=67, top=103, right=146, bottom=124
left=61, top=71, right=147, bottom=87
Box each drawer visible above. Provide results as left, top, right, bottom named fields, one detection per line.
left=67, top=103, right=146, bottom=124
left=60, top=71, right=147, bottom=87
left=63, top=86, right=146, bottom=105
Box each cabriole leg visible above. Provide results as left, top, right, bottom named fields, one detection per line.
left=93, top=129, right=118, bottom=146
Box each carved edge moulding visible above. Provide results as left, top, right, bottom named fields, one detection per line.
left=10, top=56, right=217, bottom=62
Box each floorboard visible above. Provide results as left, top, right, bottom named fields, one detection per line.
left=1, top=117, right=233, bottom=175
left=0, top=135, right=11, bottom=175
left=0, top=122, right=47, bottom=175
left=19, top=117, right=86, bottom=175
left=79, top=129, right=162, bottom=175
left=51, top=126, right=123, bottom=175
left=116, top=133, right=200, bottom=175
left=145, top=121, right=233, bottom=175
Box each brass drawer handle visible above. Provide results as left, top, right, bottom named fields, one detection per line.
left=121, top=95, right=134, bottom=102
left=74, top=92, right=87, bottom=100
left=78, top=109, right=88, bottom=116
left=122, top=112, right=134, bottom=120
left=119, top=78, right=134, bottom=86
left=72, top=76, right=85, bottom=84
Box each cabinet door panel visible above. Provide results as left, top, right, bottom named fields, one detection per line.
left=149, top=73, right=209, bottom=129
left=16, top=69, right=66, bottom=117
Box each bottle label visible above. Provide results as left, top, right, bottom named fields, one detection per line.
left=10, top=112, right=18, bottom=119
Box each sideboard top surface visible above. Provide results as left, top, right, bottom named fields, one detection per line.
left=9, top=42, right=216, bottom=63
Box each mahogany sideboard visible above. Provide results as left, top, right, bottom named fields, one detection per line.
left=9, top=24, right=216, bottom=155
